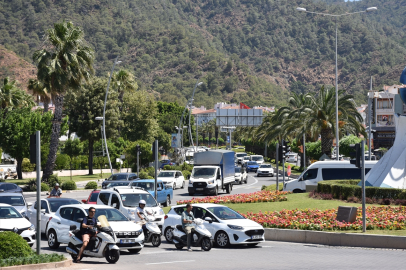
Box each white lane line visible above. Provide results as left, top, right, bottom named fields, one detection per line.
left=146, top=260, right=195, bottom=265
left=233, top=175, right=258, bottom=190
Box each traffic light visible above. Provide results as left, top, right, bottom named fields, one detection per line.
left=349, top=143, right=361, bottom=168
left=278, top=140, right=287, bottom=161
left=29, top=134, right=36, bottom=164
left=136, top=145, right=141, bottom=153
left=284, top=140, right=291, bottom=153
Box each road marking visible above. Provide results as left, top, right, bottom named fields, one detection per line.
left=146, top=260, right=195, bottom=265
left=141, top=250, right=174, bottom=255
left=233, top=175, right=258, bottom=190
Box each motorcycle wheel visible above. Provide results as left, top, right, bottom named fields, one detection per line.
left=175, top=244, right=184, bottom=250
left=201, top=237, right=212, bottom=251
left=151, top=234, right=161, bottom=247
left=105, top=249, right=120, bottom=263
left=70, top=254, right=77, bottom=260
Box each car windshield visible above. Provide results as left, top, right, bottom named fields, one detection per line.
left=48, top=199, right=81, bottom=212
left=0, top=196, right=25, bottom=206
left=247, top=162, right=258, bottom=165
left=107, top=182, right=129, bottom=188
left=161, top=160, right=170, bottom=163
left=89, top=193, right=99, bottom=202
left=132, top=182, right=154, bottom=191
left=235, top=167, right=241, bottom=173
left=243, top=157, right=250, bottom=160
left=236, top=153, right=246, bottom=157
left=252, top=156, right=263, bottom=161
left=192, top=168, right=216, bottom=178
left=0, top=206, right=22, bottom=219
left=108, top=174, right=128, bottom=181
left=207, top=206, right=245, bottom=220
left=158, top=172, right=175, bottom=177
left=260, top=164, right=272, bottom=168
left=120, top=193, right=157, bottom=207
left=85, top=208, right=129, bottom=221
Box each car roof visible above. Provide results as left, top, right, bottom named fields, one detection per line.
left=158, top=170, right=178, bottom=173
left=132, top=179, right=164, bottom=183
left=45, top=198, right=81, bottom=201
left=0, top=192, right=23, bottom=196
left=101, top=187, right=150, bottom=194
left=58, top=204, right=114, bottom=210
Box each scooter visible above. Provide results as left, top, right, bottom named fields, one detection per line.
left=66, top=215, right=120, bottom=264
left=137, top=213, right=162, bottom=247
left=172, top=217, right=213, bottom=251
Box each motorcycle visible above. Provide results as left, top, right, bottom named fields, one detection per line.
left=66, top=215, right=120, bottom=263
left=172, top=217, right=213, bottom=251
left=137, top=213, right=162, bottom=247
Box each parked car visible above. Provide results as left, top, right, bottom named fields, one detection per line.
left=285, top=153, right=298, bottom=163
left=28, top=198, right=82, bottom=233
left=160, top=159, right=174, bottom=169
left=0, top=203, right=36, bottom=247
left=0, top=192, right=30, bottom=217
left=234, top=167, right=247, bottom=184
left=101, top=173, right=138, bottom=189
left=82, top=189, right=100, bottom=204
left=245, top=161, right=259, bottom=172
left=46, top=204, right=144, bottom=253
left=96, top=187, right=165, bottom=230
left=256, top=164, right=274, bottom=177
left=105, top=181, right=132, bottom=189
left=250, top=155, right=264, bottom=165
left=163, top=203, right=264, bottom=247
left=0, top=182, right=23, bottom=193
left=157, top=170, right=185, bottom=189
left=131, top=179, right=173, bottom=207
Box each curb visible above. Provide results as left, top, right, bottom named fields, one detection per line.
left=0, top=259, right=72, bottom=270
left=264, top=228, right=406, bottom=249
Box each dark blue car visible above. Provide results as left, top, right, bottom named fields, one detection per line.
left=159, top=159, right=174, bottom=169
left=246, top=161, right=259, bottom=172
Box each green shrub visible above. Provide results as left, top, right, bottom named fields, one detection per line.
left=21, top=158, right=35, bottom=172
left=46, top=174, right=62, bottom=188
left=262, top=184, right=283, bottom=191
left=24, top=179, right=49, bottom=192
left=0, top=232, right=33, bottom=259
left=61, top=180, right=77, bottom=190
left=41, top=182, right=50, bottom=192
left=284, top=163, right=289, bottom=168
left=0, top=253, right=64, bottom=267
left=182, top=170, right=191, bottom=180
left=139, top=170, right=153, bottom=179
left=85, top=181, right=98, bottom=189
left=163, top=165, right=172, bottom=170
left=271, top=159, right=275, bottom=164
left=292, top=166, right=300, bottom=171
left=55, top=154, right=70, bottom=171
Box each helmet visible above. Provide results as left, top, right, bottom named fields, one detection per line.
left=55, top=183, right=60, bottom=187
left=139, top=200, right=146, bottom=205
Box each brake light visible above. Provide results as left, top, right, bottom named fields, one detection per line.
left=49, top=217, right=52, bottom=221
left=164, top=215, right=168, bottom=220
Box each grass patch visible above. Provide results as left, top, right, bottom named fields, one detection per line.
left=6, top=173, right=112, bottom=185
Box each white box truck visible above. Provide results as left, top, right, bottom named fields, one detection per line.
left=188, top=150, right=235, bottom=196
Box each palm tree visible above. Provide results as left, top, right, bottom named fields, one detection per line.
left=27, top=79, right=51, bottom=112
left=33, top=21, right=94, bottom=181
left=0, top=77, right=35, bottom=112
left=112, top=69, right=138, bottom=105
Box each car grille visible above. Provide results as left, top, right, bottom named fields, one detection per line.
left=193, top=182, right=207, bottom=188
left=260, top=171, right=268, bottom=174
left=0, top=227, right=30, bottom=235
left=245, top=229, right=264, bottom=236
left=115, top=231, right=141, bottom=239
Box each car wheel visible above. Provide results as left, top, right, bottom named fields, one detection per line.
left=181, top=181, right=184, bottom=189
left=164, top=195, right=171, bottom=207
left=173, top=183, right=176, bottom=190
left=175, top=244, right=184, bottom=250
left=128, top=248, right=141, bottom=254
left=47, top=229, right=60, bottom=249
left=225, top=184, right=230, bottom=194
left=164, top=227, right=174, bottom=243
left=215, top=231, right=230, bottom=248
left=214, top=185, right=218, bottom=196
left=256, top=174, right=259, bottom=177
left=201, top=237, right=212, bottom=251
left=293, top=189, right=304, bottom=193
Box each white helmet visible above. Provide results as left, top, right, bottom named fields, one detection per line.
left=139, top=200, right=146, bottom=205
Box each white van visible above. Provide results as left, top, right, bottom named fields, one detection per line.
left=283, top=161, right=378, bottom=193
left=250, top=155, right=264, bottom=165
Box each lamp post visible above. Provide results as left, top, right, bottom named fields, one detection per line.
left=101, top=57, right=122, bottom=174
left=296, top=6, right=377, bottom=160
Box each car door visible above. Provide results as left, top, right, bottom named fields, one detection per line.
left=41, top=200, right=51, bottom=233
left=110, top=194, right=121, bottom=210
left=157, top=183, right=164, bottom=203
left=300, top=168, right=319, bottom=190
left=58, top=207, right=74, bottom=243
left=28, top=201, right=38, bottom=224
left=178, top=172, right=185, bottom=186
left=193, top=207, right=218, bottom=236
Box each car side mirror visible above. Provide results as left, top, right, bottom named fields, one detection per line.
left=41, top=209, right=46, bottom=214
left=204, top=217, right=213, bottom=223
left=112, top=203, right=117, bottom=208
left=76, top=218, right=83, bottom=223
left=81, top=199, right=87, bottom=203
left=299, top=177, right=304, bottom=182
left=70, top=225, right=77, bottom=230
left=105, top=178, right=108, bottom=181
left=27, top=202, right=33, bottom=207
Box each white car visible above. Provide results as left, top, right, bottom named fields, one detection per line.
left=97, top=187, right=165, bottom=229
left=0, top=203, right=36, bottom=247
left=157, top=170, right=185, bottom=189
left=234, top=166, right=247, bottom=184
left=27, top=198, right=82, bottom=233
left=0, top=192, right=30, bottom=218
left=250, top=155, right=264, bottom=165
left=46, top=204, right=144, bottom=253
left=235, top=153, right=248, bottom=164
left=256, top=164, right=274, bottom=177
left=285, top=153, right=298, bottom=163
left=241, top=156, right=250, bottom=166
left=163, top=203, right=264, bottom=247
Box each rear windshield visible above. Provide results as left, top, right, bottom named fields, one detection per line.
left=236, top=153, right=247, bottom=157
left=247, top=162, right=257, bottom=165
left=48, top=199, right=80, bottom=212
left=108, top=174, right=128, bottom=181
left=158, top=172, right=175, bottom=177
left=251, top=156, right=263, bottom=161
left=260, top=164, right=272, bottom=168
left=0, top=196, right=25, bottom=206
left=89, top=193, right=99, bottom=202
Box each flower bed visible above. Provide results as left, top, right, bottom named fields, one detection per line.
left=244, top=206, right=406, bottom=231
left=177, top=190, right=290, bottom=205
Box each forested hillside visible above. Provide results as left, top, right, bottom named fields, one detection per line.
left=0, top=0, right=405, bottom=108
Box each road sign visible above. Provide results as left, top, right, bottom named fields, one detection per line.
left=287, top=165, right=291, bottom=177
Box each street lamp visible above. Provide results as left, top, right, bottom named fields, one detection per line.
left=296, top=6, right=377, bottom=160
left=102, top=57, right=122, bottom=174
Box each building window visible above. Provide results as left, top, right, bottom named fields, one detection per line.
left=377, top=115, right=393, bottom=125
left=377, top=99, right=392, bottom=109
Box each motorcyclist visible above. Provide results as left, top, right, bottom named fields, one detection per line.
left=181, top=203, right=195, bottom=252
left=135, top=200, right=152, bottom=235
left=76, top=207, right=100, bottom=263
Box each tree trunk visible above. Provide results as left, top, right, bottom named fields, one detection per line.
left=16, top=158, right=23, bottom=179
left=43, top=100, right=49, bottom=113
left=88, top=139, right=94, bottom=175
left=42, top=94, right=64, bottom=182
left=321, top=128, right=333, bottom=157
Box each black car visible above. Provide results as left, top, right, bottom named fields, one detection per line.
left=104, top=181, right=131, bottom=189
left=101, top=173, right=138, bottom=189
left=0, top=182, right=23, bottom=193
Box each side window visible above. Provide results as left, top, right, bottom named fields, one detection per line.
left=174, top=207, right=187, bottom=215
left=34, top=201, right=38, bottom=210
left=60, top=207, right=73, bottom=220
left=41, top=201, right=49, bottom=213
left=72, top=208, right=86, bottom=222
left=217, top=169, right=220, bottom=179
left=5, top=184, right=15, bottom=190
left=303, top=169, right=318, bottom=181
left=99, top=193, right=110, bottom=205
left=111, top=194, right=120, bottom=209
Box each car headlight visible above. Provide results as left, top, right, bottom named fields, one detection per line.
left=29, top=224, right=35, bottom=231
left=208, top=179, right=214, bottom=184
left=189, top=179, right=193, bottom=184
left=136, top=228, right=143, bottom=236
left=227, top=224, right=244, bottom=230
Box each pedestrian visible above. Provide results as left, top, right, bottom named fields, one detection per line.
left=181, top=203, right=195, bottom=252
left=48, top=183, right=62, bottom=198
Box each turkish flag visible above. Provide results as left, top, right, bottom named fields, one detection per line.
left=240, top=102, right=250, bottom=109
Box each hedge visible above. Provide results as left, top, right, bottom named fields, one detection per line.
left=317, top=180, right=406, bottom=200
left=61, top=180, right=77, bottom=190
left=0, top=254, right=65, bottom=267
left=0, top=232, right=32, bottom=259
left=85, top=181, right=98, bottom=189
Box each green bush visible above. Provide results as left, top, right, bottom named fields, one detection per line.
left=41, top=182, right=50, bottom=192
left=61, top=180, right=77, bottom=190
left=85, top=181, right=98, bottom=189
left=262, top=184, right=283, bottom=191
left=292, top=166, right=300, bottom=171
left=0, top=232, right=33, bottom=259
left=139, top=171, right=152, bottom=179
left=24, top=179, right=49, bottom=192
left=163, top=165, right=172, bottom=170
left=21, top=158, right=35, bottom=172
left=182, top=170, right=191, bottom=180
left=55, top=154, right=70, bottom=171
left=0, top=253, right=64, bottom=267
left=271, top=159, right=275, bottom=164
left=46, top=174, right=62, bottom=188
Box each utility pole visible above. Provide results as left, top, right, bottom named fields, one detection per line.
left=35, top=131, right=41, bottom=255
left=196, top=115, right=198, bottom=148
left=282, top=139, right=286, bottom=186
left=361, top=140, right=366, bottom=232
left=368, top=77, right=372, bottom=160
left=276, top=143, right=279, bottom=191
left=154, top=140, right=158, bottom=201
left=136, top=145, right=140, bottom=177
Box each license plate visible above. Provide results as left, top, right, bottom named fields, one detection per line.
left=120, top=239, right=135, bottom=244
left=251, top=235, right=261, bottom=240
left=196, top=188, right=204, bottom=191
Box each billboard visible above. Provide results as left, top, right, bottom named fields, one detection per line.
left=171, top=133, right=180, bottom=148
left=216, top=109, right=263, bottom=127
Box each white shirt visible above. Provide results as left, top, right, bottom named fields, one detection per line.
left=133, top=206, right=145, bottom=223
